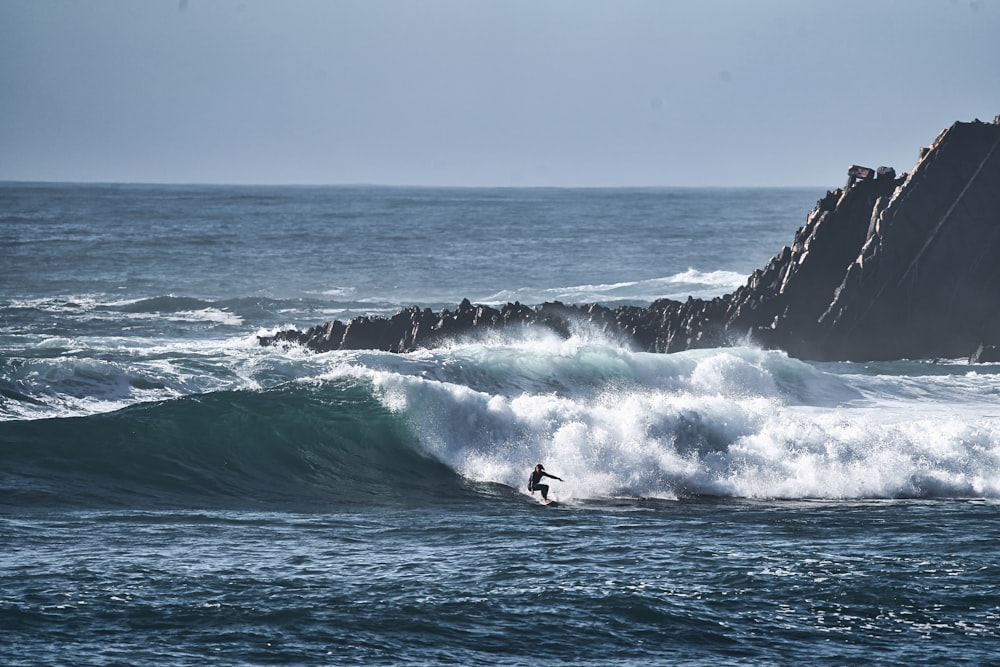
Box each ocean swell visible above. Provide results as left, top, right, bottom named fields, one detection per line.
left=3, top=338, right=1000, bottom=510
left=0, top=381, right=456, bottom=511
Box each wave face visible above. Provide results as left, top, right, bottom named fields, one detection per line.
left=0, top=380, right=457, bottom=510
left=5, top=333, right=1000, bottom=510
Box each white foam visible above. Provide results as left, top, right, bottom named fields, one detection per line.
left=320, top=287, right=356, bottom=298
left=175, top=308, right=243, bottom=326
left=354, top=339, right=1000, bottom=501
left=481, top=268, right=748, bottom=305
left=663, top=268, right=747, bottom=288
left=0, top=333, right=306, bottom=421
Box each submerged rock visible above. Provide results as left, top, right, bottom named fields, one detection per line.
left=260, top=117, right=1000, bottom=362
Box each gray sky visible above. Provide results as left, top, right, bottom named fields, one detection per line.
left=1, top=0, right=997, bottom=187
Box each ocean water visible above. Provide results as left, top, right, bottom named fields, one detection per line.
left=2, top=183, right=999, bottom=665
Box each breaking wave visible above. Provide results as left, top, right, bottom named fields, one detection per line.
left=3, top=333, right=1000, bottom=510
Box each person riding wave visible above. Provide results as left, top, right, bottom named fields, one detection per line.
left=527, top=464, right=563, bottom=503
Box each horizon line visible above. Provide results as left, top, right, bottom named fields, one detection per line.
left=0, top=179, right=829, bottom=191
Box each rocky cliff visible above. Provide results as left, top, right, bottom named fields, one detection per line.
left=260, top=117, right=1000, bottom=362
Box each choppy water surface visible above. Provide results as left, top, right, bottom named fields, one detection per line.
left=4, top=501, right=998, bottom=666
left=3, top=183, right=999, bottom=665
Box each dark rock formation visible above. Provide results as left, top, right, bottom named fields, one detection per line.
left=970, top=343, right=1000, bottom=364
left=260, top=117, right=1000, bottom=362
left=814, top=119, right=1000, bottom=360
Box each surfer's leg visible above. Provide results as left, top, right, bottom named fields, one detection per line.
left=538, top=484, right=549, bottom=500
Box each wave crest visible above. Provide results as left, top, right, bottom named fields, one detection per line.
left=360, top=343, right=1000, bottom=501
left=4, top=337, right=1000, bottom=507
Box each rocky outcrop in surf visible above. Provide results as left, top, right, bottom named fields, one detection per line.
left=260, top=117, right=1000, bottom=361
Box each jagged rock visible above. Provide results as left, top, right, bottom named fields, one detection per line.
left=260, top=117, right=1000, bottom=362
left=970, top=343, right=1000, bottom=364
left=816, top=118, right=1000, bottom=360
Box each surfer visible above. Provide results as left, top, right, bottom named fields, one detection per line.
left=528, top=464, right=563, bottom=503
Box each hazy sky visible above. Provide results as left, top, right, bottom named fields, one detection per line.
left=1, top=0, right=997, bottom=187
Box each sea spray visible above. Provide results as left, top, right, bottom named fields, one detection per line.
left=361, top=338, right=1000, bottom=501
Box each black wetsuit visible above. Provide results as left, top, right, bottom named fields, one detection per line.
left=528, top=469, right=561, bottom=500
